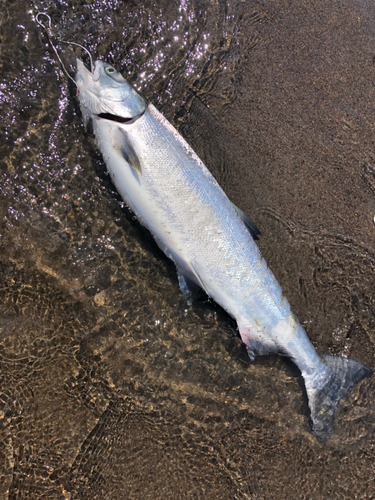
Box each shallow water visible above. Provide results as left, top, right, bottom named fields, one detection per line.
left=1, top=0, right=375, bottom=498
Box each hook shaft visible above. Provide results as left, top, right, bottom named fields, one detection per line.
left=36, top=12, right=93, bottom=85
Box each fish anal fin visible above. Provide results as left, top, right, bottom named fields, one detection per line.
left=238, top=324, right=278, bottom=360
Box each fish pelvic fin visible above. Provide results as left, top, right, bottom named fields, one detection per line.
left=304, top=355, right=372, bottom=442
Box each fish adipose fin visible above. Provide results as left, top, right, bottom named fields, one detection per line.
left=231, top=203, right=261, bottom=240
left=305, top=354, right=372, bottom=442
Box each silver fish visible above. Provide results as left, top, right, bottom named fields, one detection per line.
left=76, top=58, right=371, bottom=440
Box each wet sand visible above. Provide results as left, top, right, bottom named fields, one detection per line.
left=0, top=0, right=375, bottom=498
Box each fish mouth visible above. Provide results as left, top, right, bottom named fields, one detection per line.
left=96, top=110, right=145, bottom=124
left=97, top=112, right=134, bottom=123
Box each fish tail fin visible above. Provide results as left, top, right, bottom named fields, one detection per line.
left=304, top=355, right=372, bottom=441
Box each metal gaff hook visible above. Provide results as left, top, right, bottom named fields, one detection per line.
left=36, top=12, right=93, bottom=85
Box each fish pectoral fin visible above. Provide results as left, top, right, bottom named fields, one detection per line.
left=117, top=129, right=142, bottom=175
left=231, top=203, right=261, bottom=240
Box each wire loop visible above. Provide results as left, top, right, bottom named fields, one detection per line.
left=35, top=12, right=93, bottom=85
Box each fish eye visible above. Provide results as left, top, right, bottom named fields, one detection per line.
left=105, top=66, right=117, bottom=75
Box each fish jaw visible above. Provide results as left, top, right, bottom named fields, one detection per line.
left=75, top=58, right=147, bottom=124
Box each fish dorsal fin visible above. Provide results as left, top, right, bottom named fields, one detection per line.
left=231, top=203, right=260, bottom=239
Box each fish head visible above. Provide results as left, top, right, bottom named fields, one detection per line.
left=75, top=58, right=147, bottom=124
